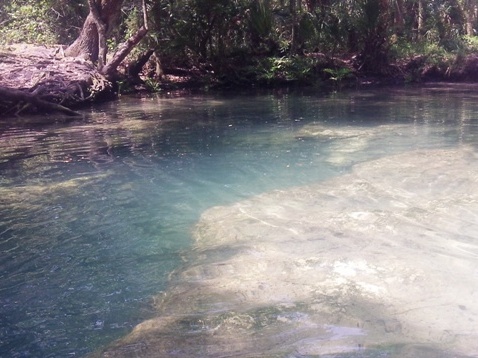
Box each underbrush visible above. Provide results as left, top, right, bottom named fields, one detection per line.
left=389, top=36, right=478, bottom=83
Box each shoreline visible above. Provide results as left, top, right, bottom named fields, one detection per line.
left=4, top=43, right=478, bottom=117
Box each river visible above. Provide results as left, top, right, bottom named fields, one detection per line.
left=1, top=85, right=477, bottom=357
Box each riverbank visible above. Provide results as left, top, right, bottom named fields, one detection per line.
left=0, top=44, right=113, bottom=116
left=3, top=42, right=478, bottom=117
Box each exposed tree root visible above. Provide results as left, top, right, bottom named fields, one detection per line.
left=0, top=86, right=80, bottom=116
left=0, top=44, right=113, bottom=116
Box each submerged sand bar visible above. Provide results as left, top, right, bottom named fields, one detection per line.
left=97, top=146, right=478, bottom=357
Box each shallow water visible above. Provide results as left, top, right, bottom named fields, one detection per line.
left=1, top=85, right=478, bottom=357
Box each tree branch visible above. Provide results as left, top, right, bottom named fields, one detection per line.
left=88, top=0, right=108, bottom=69
left=101, top=0, right=149, bottom=78
left=0, top=86, right=80, bottom=116
left=101, top=26, right=148, bottom=78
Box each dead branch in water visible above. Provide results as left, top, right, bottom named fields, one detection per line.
left=0, top=86, right=80, bottom=116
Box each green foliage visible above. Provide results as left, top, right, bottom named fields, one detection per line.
left=359, top=0, right=382, bottom=30
left=323, top=67, right=353, bottom=82
left=3, top=0, right=478, bottom=85
left=462, top=35, right=478, bottom=53
left=253, top=56, right=319, bottom=84
left=323, top=67, right=353, bottom=90
left=391, top=39, right=445, bottom=60
left=144, top=78, right=162, bottom=92
left=111, top=4, right=149, bottom=64
left=248, top=0, right=273, bottom=45
left=391, top=37, right=457, bottom=65
left=0, top=1, right=58, bottom=44
left=297, top=12, right=319, bottom=48
left=0, top=0, right=86, bottom=45
left=149, top=0, right=244, bottom=64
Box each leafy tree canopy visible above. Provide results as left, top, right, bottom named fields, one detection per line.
left=2, top=0, right=478, bottom=85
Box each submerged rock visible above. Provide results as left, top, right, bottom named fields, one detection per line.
left=95, top=146, right=478, bottom=358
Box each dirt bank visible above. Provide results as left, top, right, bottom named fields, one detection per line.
left=0, top=44, right=113, bottom=116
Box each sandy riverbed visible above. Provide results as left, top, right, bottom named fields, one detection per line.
left=96, top=144, right=478, bottom=358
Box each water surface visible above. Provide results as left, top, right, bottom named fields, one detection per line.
left=1, top=85, right=478, bottom=357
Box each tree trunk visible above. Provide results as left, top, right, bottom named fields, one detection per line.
left=290, top=0, right=300, bottom=54
left=65, top=0, right=124, bottom=62
left=0, top=86, right=80, bottom=116
left=358, top=0, right=390, bottom=73
left=417, top=0, right=424, bottom=40
left=394, top=0, right=405, bottom=35
left=464, top=0, right=476, bottom=36
left=101, top=0, right=149, bottom=78
left=102, top=26, right=149, bottom=78
left=66, top=0, right=149, bottom=79
left=128, top=49, right=155, bottom=78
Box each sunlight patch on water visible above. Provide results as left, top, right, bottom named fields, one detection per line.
left=96, top=145, right=478, bottom=358
left=3, top=87, right=478, bottom=357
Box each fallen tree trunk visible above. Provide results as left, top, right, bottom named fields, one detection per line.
left=101, top=25, right=149, bottom=79
left=100, top=0, right=149, bottom=79
left=0, top=44, right=113, bottom=116
left=0, top=86, right=80, bottom=116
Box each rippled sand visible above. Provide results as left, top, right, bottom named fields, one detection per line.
left=95, top=146, right=478, bottom=358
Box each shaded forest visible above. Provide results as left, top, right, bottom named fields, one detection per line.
left=2, top=0, right=478, bottom=114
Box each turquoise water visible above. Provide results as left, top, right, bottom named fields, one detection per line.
left=1, top=86, right=478, bottom=357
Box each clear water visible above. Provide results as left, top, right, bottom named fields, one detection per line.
left=1, top=85, right=478, bottom=357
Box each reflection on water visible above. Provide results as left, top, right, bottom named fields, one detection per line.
left=1, top=85, right=478, bottom=357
